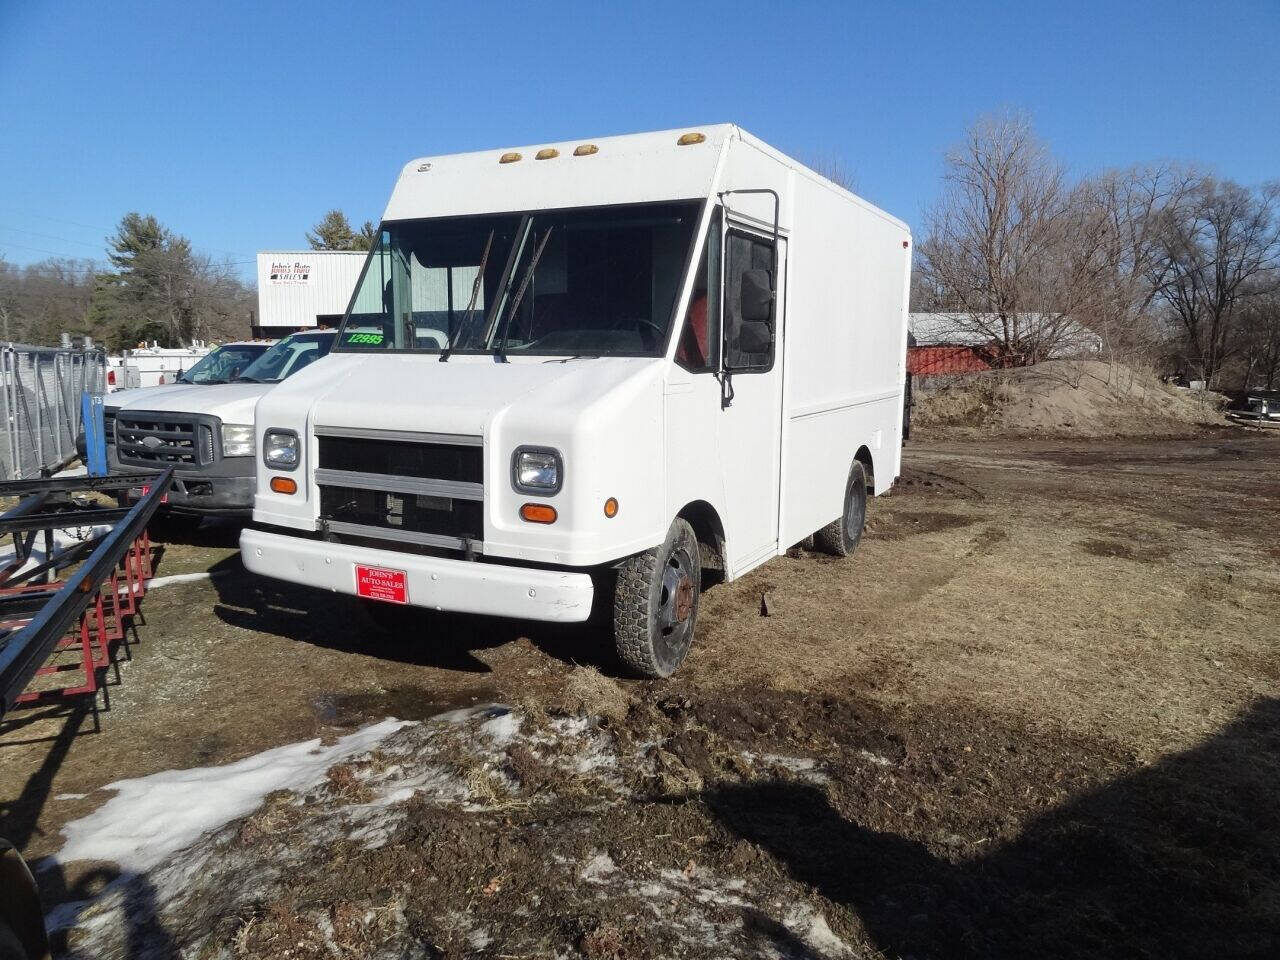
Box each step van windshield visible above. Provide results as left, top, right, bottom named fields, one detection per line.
left=335, top=202, right=702, bottom=357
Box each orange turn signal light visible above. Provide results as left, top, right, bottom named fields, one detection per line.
left=499, top=151, right=522, bottom=164
left=520, top=503, right=557, bottom=524
left=535, top=147, right=559, bottom=160
left=604, top=497, right=619, bottom=518
left=677, top=132, right=706, bottom=146
left=270, top=476, right=297, bottom=495
left=573, top=143, right=599, bottom=156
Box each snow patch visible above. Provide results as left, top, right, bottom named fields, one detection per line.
left=479, top=708, right=520, bottom=744
left=782, top=902, right=854, bottom=957
left=55, top=719, right=412, bottom=873
left=859, top=748, right=895, bottom=768
left=145, top=571, right=213, bottom=589
left=741, top=751, right=828, bottom=783
left=580, top=852, right=617, bottom=882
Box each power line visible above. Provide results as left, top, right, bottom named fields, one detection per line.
left=0, top=209, right=260, bottom=261
left=0, top=224, right=105, bottom=250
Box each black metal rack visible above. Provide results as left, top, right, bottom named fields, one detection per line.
left=0, top=469, right=172, bottom=717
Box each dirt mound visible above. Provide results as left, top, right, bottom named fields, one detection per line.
left=45, top=677, right=1280, bottom=959
left=546, top=665, right=633, bottom=726
left=915, top=359, right=1228, bottom=437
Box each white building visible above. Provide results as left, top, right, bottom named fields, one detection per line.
left=255, top=251, right=369, bottom=335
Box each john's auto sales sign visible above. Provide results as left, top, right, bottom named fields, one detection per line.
left=269, top=261, right=311, bottom=283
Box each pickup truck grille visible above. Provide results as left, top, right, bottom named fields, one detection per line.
left=315, top=428, right=484, bottom=553
left=115, top=411, right=217, bottom=468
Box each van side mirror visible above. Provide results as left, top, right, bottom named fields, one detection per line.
left=737, top=320, right=771, bottom=355
left=740, top=268, right=774, bottom=323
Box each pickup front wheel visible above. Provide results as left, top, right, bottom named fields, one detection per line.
left=613, top=518, right=701, bottom=678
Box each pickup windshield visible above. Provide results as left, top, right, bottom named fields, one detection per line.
left=176, top=343, right=270, bottom=384
left=335, top=202, right=701, bottom=356
left=236, top=332, right=334, bottom=382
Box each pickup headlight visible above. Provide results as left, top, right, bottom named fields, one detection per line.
left=221, top=423, right=255, bottom=458
left=263, top=429, right=300, bottom=470
left=512, top=446, right=562, bottom=494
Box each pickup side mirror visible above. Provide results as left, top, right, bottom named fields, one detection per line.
left=740, top=268, right=774, bottom=323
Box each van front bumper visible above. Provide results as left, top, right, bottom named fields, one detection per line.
left=239, top=527, right=596, bottom=623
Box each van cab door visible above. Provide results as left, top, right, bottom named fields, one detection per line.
left=717, top=222, right=785, bottom=573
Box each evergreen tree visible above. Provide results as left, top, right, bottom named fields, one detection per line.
left=306, top=210, right=358, bottom=250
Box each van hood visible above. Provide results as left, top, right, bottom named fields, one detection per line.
left=266, top=353, right=662, bottom=437
left=111, top=382, right=272, bottom=425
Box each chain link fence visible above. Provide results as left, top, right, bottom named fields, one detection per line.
left=0, top=344, right=108, bottom=481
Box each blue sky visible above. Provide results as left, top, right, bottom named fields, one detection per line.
left=1, top=0, right=1277, bottom=278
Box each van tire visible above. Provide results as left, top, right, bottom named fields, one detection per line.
left=815, top=461, right=867, bottom=557
left=613, top=518, right=701, bottom=678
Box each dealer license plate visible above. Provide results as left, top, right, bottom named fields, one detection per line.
left=355, top=564, right=408, bottom=604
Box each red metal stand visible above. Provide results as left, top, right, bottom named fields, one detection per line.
left=3, top=531, right=154, bottom=708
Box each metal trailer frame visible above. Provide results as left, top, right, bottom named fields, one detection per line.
left=0, top=469, right=172, bottom=719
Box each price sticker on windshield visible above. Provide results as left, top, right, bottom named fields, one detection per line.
left=345, top=331, right=384, bottom=346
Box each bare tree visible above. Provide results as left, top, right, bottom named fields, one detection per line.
left=1236, top=283, right=1280, bottom=390
left=803, top=152, right=858, bottom=193
left=917, top=111, right=1085, bottom=362
left=1071, top=164, right=1200, bottom=359
left=1151, top=178, right=1280, bottom=385
left=0, top=256, right=98, bottom=345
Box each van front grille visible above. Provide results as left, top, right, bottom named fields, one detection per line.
left=315, top=428, right=484, bottom=552
left=318, top=434, right=481, bottom=483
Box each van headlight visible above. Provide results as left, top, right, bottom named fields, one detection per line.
left=263, top=429, right=300, bottom=470
left=221, top=424, right=256, bottom=458
left=512, top=446, right=562, bottom=494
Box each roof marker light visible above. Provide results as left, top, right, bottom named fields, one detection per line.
left=499, top=152, right=522, bottom=164
left=677, top=132, right=706, bottom=146
left=573, top=144, right=599, bottom=156
left=535, top=148, right=559, bottom=160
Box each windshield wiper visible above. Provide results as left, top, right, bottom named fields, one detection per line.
left=494, top=227, right=554, bottom=364
left=234, top=375, right=262, bottom=383
left=442, top=230, right=494, bottom=363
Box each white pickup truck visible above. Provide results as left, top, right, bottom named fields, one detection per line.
left=107, top=331, right=335, bottom=517
left=241, top=125, right=910, bottom=676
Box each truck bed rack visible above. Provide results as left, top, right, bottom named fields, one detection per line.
left=0, top=468, right=172, bottom=719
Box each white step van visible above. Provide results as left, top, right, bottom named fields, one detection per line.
left=240, top=125, right=911, bottom=677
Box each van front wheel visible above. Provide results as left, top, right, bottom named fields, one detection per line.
left=613, top=518, right=701, bottom=678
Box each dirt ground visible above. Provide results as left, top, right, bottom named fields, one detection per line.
left=2, top=430, right=1278, bottom=958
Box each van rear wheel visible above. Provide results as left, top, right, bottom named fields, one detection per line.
left=613, top=518, right=700, bottom=678
left=814, top=461, right=867, bottom=557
